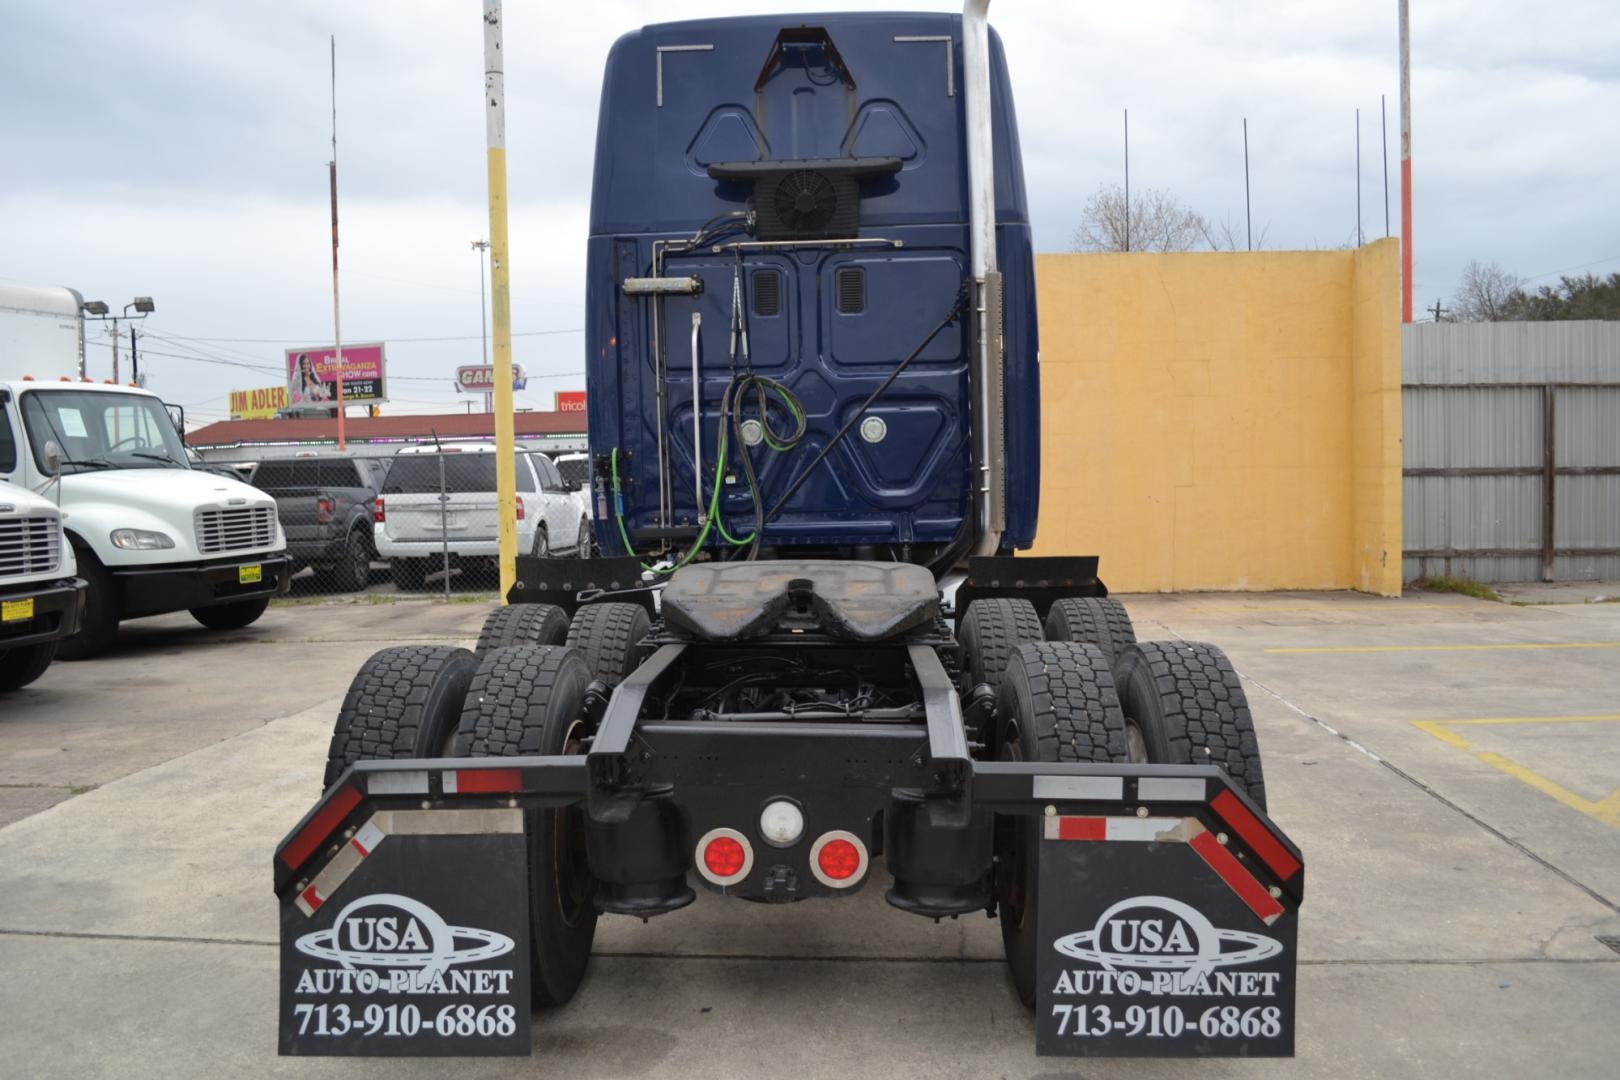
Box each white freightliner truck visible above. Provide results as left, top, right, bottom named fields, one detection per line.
left=0, top=479, right=85, bottom=690
left=1, top=284, right=291, bottom=658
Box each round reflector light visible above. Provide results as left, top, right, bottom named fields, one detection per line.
left=759, top=799, right=805, bottom=847
left=704, top=836, right=746, bottom=877
left=808, top=830, right=869, bottom=889
left=695, top=827, right=753, bottom=887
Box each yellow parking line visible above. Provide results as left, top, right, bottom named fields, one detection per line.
left=1266, top=641, right=1620, bottom=654
left=1412, top=715, right=1620, bottom=830
left=1178, top=604, right=1467, bottom=614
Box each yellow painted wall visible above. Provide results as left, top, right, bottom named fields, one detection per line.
left=1027, top=239, right=1402, bottom=595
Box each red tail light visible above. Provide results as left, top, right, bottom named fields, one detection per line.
left=315, top=496, right=335, bottom=524
left=515, top=496, right=525, bottom=521
left=810, top=830, right=868, bottom=888
left=695, top=827, right=753, bottom=886
left=373, top=497, right=385, bottom=523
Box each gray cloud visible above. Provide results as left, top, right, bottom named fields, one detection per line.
left=3, top=1, right=1616, bottom=420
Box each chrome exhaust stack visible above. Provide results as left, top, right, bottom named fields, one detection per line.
left=963, top=0, right=1005, bottom=556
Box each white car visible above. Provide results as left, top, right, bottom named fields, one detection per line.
left=550, top=452, right=597, bottom=557
left=374, top=444, right=589, bottom=589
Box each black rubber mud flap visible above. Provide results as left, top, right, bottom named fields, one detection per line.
left=279, top=813, right=532, bottom=1057
left=1035, top=812, right=1298, bottom=1057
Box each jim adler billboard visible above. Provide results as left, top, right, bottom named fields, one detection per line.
left=286, top=343, right=387, bottom=407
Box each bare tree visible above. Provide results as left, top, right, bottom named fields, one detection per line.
left=1451, top=260, right=1525, bottom=322
left=1198, top=213, right=1270, bottom=252
left=1072, top=184, right=1210, bottom=253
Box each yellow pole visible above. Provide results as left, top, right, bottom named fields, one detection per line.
left=483, top=0, right=517, bottom=602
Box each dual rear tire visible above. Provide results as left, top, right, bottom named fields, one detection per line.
left=963, top=597, right=1268, bottom=1005
left=321, top=600, right=651, bottom=1008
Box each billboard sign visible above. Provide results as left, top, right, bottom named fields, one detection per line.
left=455, top=364, right=527, bottom=393
left=230, top=385, right=290, bottom=420
left=286, top=343, right=387, bottom=407
left=554, top=391, right=586, bottom=413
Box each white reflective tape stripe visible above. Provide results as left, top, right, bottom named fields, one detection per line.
left=366, top=770, right=430, bottom=795
left=1136, top=777, right=1207, bottom=803
left=373, top=808, right=524, bottom=837
left=1042, top=816, right=1204, bottom=843
left=294, top=891, right=319, bottom=918
left=1032, top=775, right=1124, bottom=801
left=351, top=820, right=386, bottom=855
left=443, top=771, right=460, bottom=794
left=1105, top=817, right=1203, bottom=843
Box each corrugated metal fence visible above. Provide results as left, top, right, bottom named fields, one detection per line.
left=1403, top=321, right=1620, bottom=583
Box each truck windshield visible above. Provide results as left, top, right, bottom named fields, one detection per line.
left=554, top=457, right=590, bottom=486
left=20, top=389, right=190, bottom=473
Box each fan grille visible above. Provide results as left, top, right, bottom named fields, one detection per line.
left=772, top=170, right=839, bottom=234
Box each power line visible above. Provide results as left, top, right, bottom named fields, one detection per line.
left=161, top=328, right=583, bottom=344
left=1522, top=254, right=1620, bottom=283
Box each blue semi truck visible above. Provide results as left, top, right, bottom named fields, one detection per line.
left=277, top=4, right=1302, bottom=1060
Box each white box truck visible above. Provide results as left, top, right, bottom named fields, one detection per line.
left=1, top=284, right=291, bottom=658
left=0, top=479, right=85, bottom=690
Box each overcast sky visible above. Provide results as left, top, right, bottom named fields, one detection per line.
left=2, top=1, right=1616, bottom=424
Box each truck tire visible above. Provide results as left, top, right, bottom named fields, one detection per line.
left=324, top=528, right=371, bottom=593
left=1113, top=641, right=1267, bottom=809
left=476, top=603, right=570, bottom=654
left=958, top=598, right=1043, bottom=694
left=1043, top=597, right=1136, bottom=668
left=0, top=642, right=58, bottom=692
left=190, top=596, right=271, bottom=630
left=994, top=641, right=1129, bottom=1007
left=390, top=558, right=425, bottom=591
left=322, top=644, right=477, bottom=791
left=453, top=645, right=597, bottom=1005
left=565, top=602, right=650, bottom=688
left=576, top=518, right=594, bottom=558
left=56, top=548, right=119, bottom=661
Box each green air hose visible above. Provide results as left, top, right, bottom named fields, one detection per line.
left=610, top=371, right=804, bottom=574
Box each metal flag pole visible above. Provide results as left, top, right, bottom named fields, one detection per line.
left=329, top=35, right=347, bottom=449
left=1400, top=0, right=1414, bottom=322
left=483, top=0, right=519, bottom=602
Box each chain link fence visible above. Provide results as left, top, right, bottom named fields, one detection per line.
left=241, top=447, right=595, bottom=600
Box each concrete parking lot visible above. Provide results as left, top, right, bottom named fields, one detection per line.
left=2, top=588, right=1618, bottom=1078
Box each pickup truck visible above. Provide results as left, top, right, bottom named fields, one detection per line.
left=249, top=455, right=385, bottom=592
left=0, top=479, right=85, bottom=691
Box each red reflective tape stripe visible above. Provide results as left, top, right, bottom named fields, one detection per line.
left=280, top=785, right=362, bottom=869
left=1211, top=790, right=1302, bottom=881
left=350, top=836, right=370, bottom=857
left=1057, top=817, right=1106, bottom=841
left=451, top=767, right=523, bottom=794
left=1190, top=830, right=1285, bottom=924
left=300, top=884, right=325, bottom=913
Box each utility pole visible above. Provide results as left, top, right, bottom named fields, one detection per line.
left=110, top=317, right=120, bottom=383
left=1123, top=108, right=1130, bottom=252
left=472, top=238, right=491, bottom=413
left=329, top=35, right=348, bottom=449
left=1355, top=108, right=1363, bottom=247
left=484, top=0, right=519, bottom=602
left=1428, top=298, right=1447, bottom=322
left=1400, top=0, right=1414, bottom=322
left=1243, top=118, right=1252, bottom=251
left=1381, top=94, right=1390, bottom=238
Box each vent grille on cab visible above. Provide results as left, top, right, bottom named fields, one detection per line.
left=836, top=267, right=865, bottom=314
left=753, top=270, right=781, bottom=317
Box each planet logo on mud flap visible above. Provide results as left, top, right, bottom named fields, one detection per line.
left=1052, top=895, right=1281, bottom=976
left=295, top=893, right=513, bottom=979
